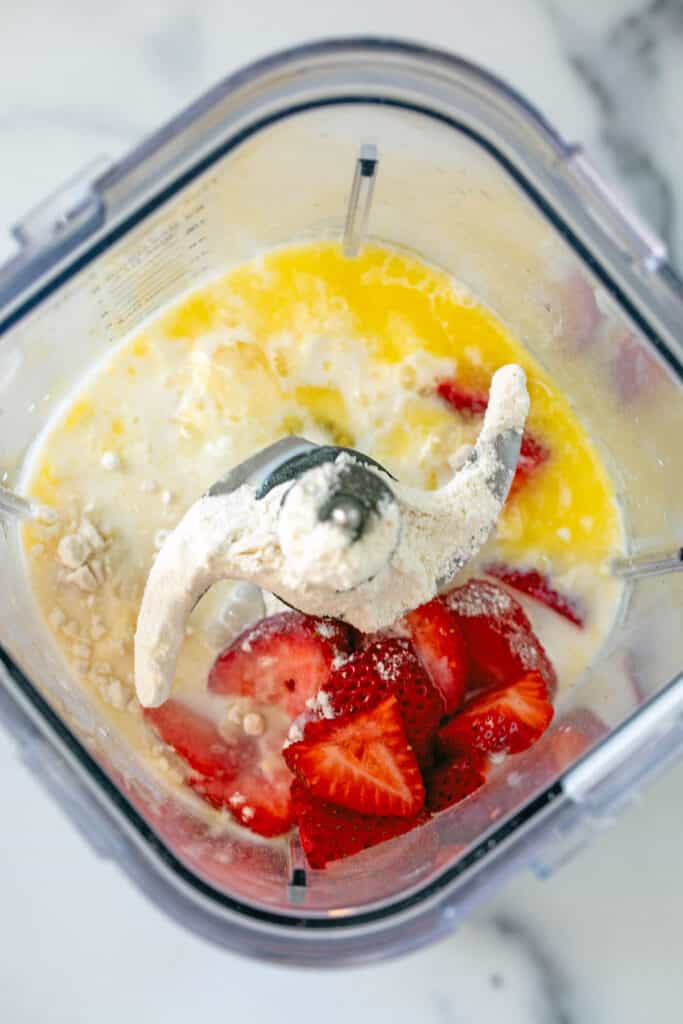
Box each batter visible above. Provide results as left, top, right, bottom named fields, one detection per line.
left=20, top=241, right=624, bottom=813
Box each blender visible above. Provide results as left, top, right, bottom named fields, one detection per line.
left=1, top=38, right=682, bottom=965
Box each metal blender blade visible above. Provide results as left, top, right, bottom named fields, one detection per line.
left=0, top=484, right=56, bottom=523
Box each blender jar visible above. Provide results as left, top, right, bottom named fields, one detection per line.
left=1, top=39, right=682, bottom=965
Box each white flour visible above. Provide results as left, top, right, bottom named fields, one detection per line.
left=277, top=454, right=402, bottom=592
left=134, top=364, right=529, bottom=707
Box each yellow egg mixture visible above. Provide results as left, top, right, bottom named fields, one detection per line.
left=21, top=241, right=623, bottom=795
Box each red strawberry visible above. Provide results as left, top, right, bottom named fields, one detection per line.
left=143, top=700, right=242, bottom=781
left=439, top=670, right=554, bottom=756
left=322, top=637, right=445, bottom=766
left=144, top=699, right=293, bottom=838
left=428, top=710, right=603, bottom=852
left=508, top=432, right=549, bottom=497
left=284, top=696, right=425, bottom=817
left=436, top=379, right=549, bottom=496
left=291, top=780, right=428, bottom=869
left=436, top=379, right=489, bottom=416
left=424, top=748, right=487, bottom=813
left=140, top=793, right=289, bottom=893
left=405, top=598, right=469, bottom=713
left=208, top=612, right=358, bottom=718
left=484, top=563, right=585, bottom=628
left=188, top=762, right=293, bottom=838
left=445, top=579, right=557, bottom=697
left=479, top=707, right=607, bottom=813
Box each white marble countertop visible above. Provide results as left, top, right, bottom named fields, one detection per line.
left=1, top=1, right=682, bottom=1021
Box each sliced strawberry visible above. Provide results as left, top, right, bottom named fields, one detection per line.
left=428, top=710, right=603, bottom=852
left=439, top=670, right=553, bottom=756
left=291, top=780, right=428, bottom=869
left=479, top=707, right=607, bottom=812
left=436, top=379, right=489, bottom=416
left=508, top=432, right=550, bottom=497
left=437, top=379, right=549, bottom=496
left=445, top=579, right=557, bottom=697
left=322, top=637, right=445, bottom=766
left=208, top=612, right=358, bottom=718
left=284, top=696, right=425, bottom=817
left=424, top=748, right=487, bottom=813
left=143, top=701, right=242, bottom=781
left=484, top=563, right=585, bottom=628
left=189, top=763, right=293, bottom=838
left=144, top=700, right=293, bottom=838
left=405, top=598, right=469, bottom=714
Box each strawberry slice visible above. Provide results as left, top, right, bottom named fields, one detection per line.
left=437, top=379, right=549, bottom=495
left=508, top=432, right=549, bottom=497
left=284, top=696, right=425, bottom=817
left=427, top=710, right=603, bottom=851
left=322, top=637, right=446, bottom=766
left=445, top=579, right=557, bottom=697
left=143, top=700, right=242, bottom=781
left=484, top=563, right=585, bottom=628
left=291, top=780, right=428, bottom=869
left=439, top=670, right=554, bottom=756
left=424, top=748, right=487, bottom=813
left=208, top=612, right=358, bottom=718
left=405, top=598, right=469, bottom=713
left=144, top=700, right=293, bottom=838
left=473, top=707, right=607, bottom=815
left=188, top=764, right=293, bottom=838
left=436, top=379, right=489, bottom=416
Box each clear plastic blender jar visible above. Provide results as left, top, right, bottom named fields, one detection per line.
left=1, top=38, right=682, bottom=966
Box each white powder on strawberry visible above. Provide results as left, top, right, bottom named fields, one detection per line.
left=448, top=578, right=550, bottom=677
left=306, top=689, right=336, bottom=720
left=134, top=365, right=529, bottom=707
left=285, top=720, right=305, bottom=745
left=373, top=653, right=404, bottom=683
left=446, top=581, right=513, bottom=618
left=507, top=625, right=545, bottom=670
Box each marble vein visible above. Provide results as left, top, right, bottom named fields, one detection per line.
left=489, top=913, right=574, bottom=1024
left=547, top=0, right=682, bottom=264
